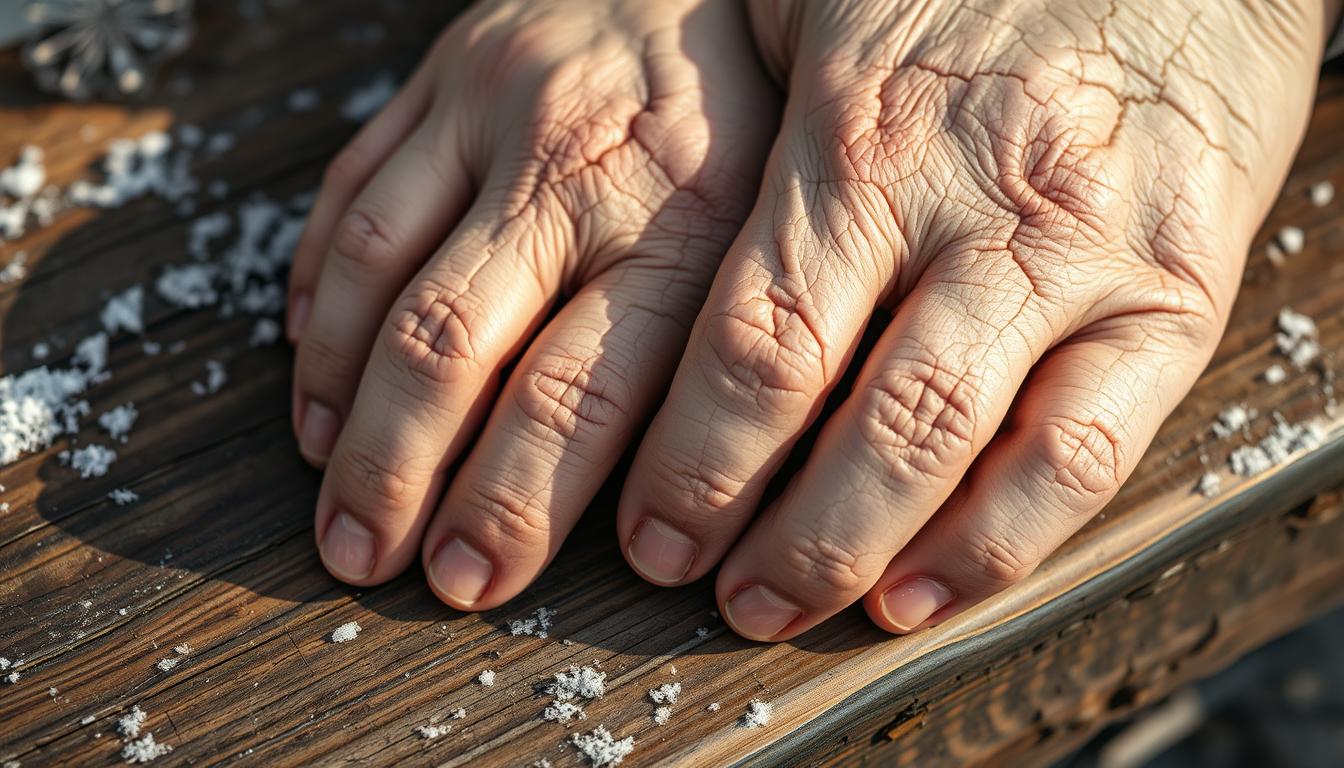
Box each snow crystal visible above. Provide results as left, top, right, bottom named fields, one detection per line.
left=1263, top=364, right=1287, bottom=384
left=706, top=702, right=721, bottom=712
left=509, top=606, right=555, bottom=638
left=109, top=488, right=139, bottom=505
left=156, top=263, right=219, bottom=308
left=569, top=726, right=634, bottom=767
left=1310, top=181, right=1335, bottom=207
left=121, top=733, right=172, bottom=763
left=3, top=672, right=17, bottom=684
left=288, top=88, right=320, bottom=112
left=1228, top=417, right=1326, bottom=477
left=249, top=317, right=281, bottom=347
left=1211, top=405, right=1252, bottom=439
left=450, top=708, right=466, bottom=719
left=188, top=211, right=231, bottom=260
left=191, top=360, right=227, bottom=396
left=1, top=147, right=46, bottom=240
left=330, top=621, right=361, bottom=643
left=542, top=700, right=585, bottom=724
left=98, top=403, right=138, bottom=442
left=415, top=724, right=450, bottom=739
left=477, top=669, right=496, bottom=686
left=695, top=626, right=709, bottom=639
left=0, top=251, right=27, bottom=283
left=548, top=666, right=606, bottom=701
left=117, top=706, right=147, bottom=739
left=1196, top=472, right=1221, bottom=498
left=652, top=706, right=672, bottom=725
left=65, top=444, right=116, bottom=478
left=69, top=132, right=197, bottom=209
left=648, top=682, right=681, bottom=705
left=1275, top=307, right=1320, bottom=369
left=100, top=286, right=144, bottom=335
left=341, top=74, right=398, bottom=122
left=741, top=699, right=773, bottom=728
left=0, top=358, right=99, bottom=464
left=1276, top=226, right=1305, bottom=255
left=154, top=657, right=179, bottom=672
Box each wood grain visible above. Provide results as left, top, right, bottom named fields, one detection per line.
left=1, top=3, right=1342, bottom=767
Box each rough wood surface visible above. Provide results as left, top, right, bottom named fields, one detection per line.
left=1, top=3, right=1342, bottom=767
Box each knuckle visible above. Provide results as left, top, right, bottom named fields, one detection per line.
left=960, top=530, right=1039, bottom=592
left=855, top=357, right=979, bottom=483
left=387, top=277, right=481, bottom=387
left=778, top=529, right=869, bottom=596
left=334, top=440, right=420, bottom=511
left=701, top=287, right=828, bottom=416
left=331, top=209, right=398, bottom=271
left=1037, top=415, right=1123, bottom=502
left=515, top=352, right=629, bottom=443
left=648, top=450, right=748, bottom=524
left=468, top=479, right=550, bottom=550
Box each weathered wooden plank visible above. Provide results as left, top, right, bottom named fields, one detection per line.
left=0, top=3, right=1341, bottom=767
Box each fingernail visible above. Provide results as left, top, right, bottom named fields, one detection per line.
left=428, top=537, right=493, bottom=607
left=300, top=400, right=340, bottom=462
left=627, top=518, right=697, bottom=584
left=880, top=577, right=954, bottom=632
left=287, top=292, right=311, bottom=341
left=723, top=584, right=801, bottom=640
left=320, top=512, right=375, bottom=581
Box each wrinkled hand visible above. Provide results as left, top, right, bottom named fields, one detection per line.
left=617, top=0, right=1328, bottom=639
left=291, top=0, right=1332, bottom=642
left=287, top=0, right=777, bottom=605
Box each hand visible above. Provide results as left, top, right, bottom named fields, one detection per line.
left=617, top=0, right=1330, bottom=640
left=287, top=0, right=777, bottom=606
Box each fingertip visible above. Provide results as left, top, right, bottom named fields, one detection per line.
left=720, top=583, right=802, bottom=642
left=868, top=576, right=955, bottom=635
left=318, top=510, right=377, bottom=584
left=287, top=291, right=312, bottom=344
left=426, top=536, right=494, bottom=610
left=298, top=400, right=341, bottom=467
left=625, top=517, right=698, bottom=586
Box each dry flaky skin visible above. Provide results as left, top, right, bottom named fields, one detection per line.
left=288, top=0, right=1335, bottom=641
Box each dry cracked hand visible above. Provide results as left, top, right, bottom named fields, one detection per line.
left=290, top=0, right=1332, bottom=641
left=287, top=0, right=777, bottom=606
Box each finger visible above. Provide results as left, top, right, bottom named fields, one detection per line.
left=715, top=263, right=1058, bottom=641
left=421, top=261, right=707, bottom=609
left=292, top=109, right=473, bottom=466
left=287, top=65, right=435, bottom=342
left=862, top=317, right=1211, bottom=633
left=313, top=190, right=559, bottom=587
left=617, top=181, right=888, bottom=586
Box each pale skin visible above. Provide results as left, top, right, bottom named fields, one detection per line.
left=288, top=0, right=1339, bottom=641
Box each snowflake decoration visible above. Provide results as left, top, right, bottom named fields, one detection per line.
left=22, top=0, right=195, bottom=100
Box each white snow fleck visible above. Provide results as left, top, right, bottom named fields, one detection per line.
left=341, top=73, right=398, bottom=122
left=174, top=644, right=190, bottom=655
left=509, top=606, right=555, bottom=638
left=32, top=341, right=49, bottom=360
left=121, top=733, right=172, bottom=763
left=542, top=700, right=585, bottom=724
left=1211, top=405, right=1252, bottom=439
left=116, top=706, right=147, bottom=739
left=477, top=669, right=496, bottom=686
left=1276, top=307, right=1320, bottom=369
left=109, top=488, right=139, bottom=505
left=65, top=444, right=117, bottom=478
left=250, top=318, right=281, bottom=347
left=98, top=403, right=138, bottom=442
left=652, top=706, right=672, bottom=725
left=415, top=724, right=450, bottom=739
left=547, top=666, right=606, bottom=701
left=3, top=671, right=18, bottom=684
left=1276, top=226, right=1305, bottom=255
left=1309, top=180, right=1334, bottom=208
left=154, top=657, right=179, bottom=672
left=0, top=251, right=27, bottom=283
left=695, top=626, right=709, bottom=639
left=648, top=682, right=681, bottom=705
left=156, top=263, right=219, bottom=309
left=1228, top=417, right=1326, bottom=477
left=1196, top=472, right=1221, bottom=499
left=569, top=726, right=634, bottom=767
left=330, top=621, right=361, bottom=643
left=706, top=702, right=721, bottom=712
left=192, top=360, right=227, bottom=396
left=741, top=699, right=773, bottom=728
left=100, top=286, right=144, bottom=335
left=1263, top=364, right=1287, bottom=384
left=450, top=707, right=466, bottom=719
left=288, top=88, right=321, bottom=112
